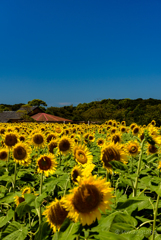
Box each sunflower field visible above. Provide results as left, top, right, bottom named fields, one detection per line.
left=0, top=120, right=161, bottom=240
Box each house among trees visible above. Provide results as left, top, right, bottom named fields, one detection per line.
left=0, top=106, right=44, bottom=123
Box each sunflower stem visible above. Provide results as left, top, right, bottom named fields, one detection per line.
left=6, top=149, right=10, bottom=172
left=133, top=139, right=145, bottom=197
left=39, top=172, right=43, bottom=225
left=152, top=185, right=161, bottom=240
left=13, top=162, right=17, bottom=193
left=59, top=153, right=62, bottom=167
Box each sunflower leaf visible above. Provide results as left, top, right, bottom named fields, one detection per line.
left=2, top=221, right=28, bottom=240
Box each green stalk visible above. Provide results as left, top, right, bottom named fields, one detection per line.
left=6, top=150, right=10, bottom=172
left=39, top=172, right=43, bottom=225
left=152, top=187, right=161, bottom=240
left=133, top=139, right=145, bottom=197
left=13, top=162, right=17, bottom=193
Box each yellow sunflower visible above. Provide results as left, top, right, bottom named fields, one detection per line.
left=14, top=195, right=25, bottom=206
left=21, top=186, right=32, bottom=197
left=4, top=132, right=18, bottom=149
left=62, top=175, right=114, bottom=226
left=46, top=133, right=57, bottom=143
left=0, top=148, right=8, bottom=161
left=37, top=154, right=57, bottom=177
left=31, top=132, right=46, bottom=148
left=96, top=138, right=105, bottom=147
left=48, top=140, right=58, bottom=154
left=132, top=126, right=140, bottom=136
left=88, top=134, right=95, bottom=142
left=147, top=143, right=158, bottom=155
left=43, top=198, right=68, bottom=232
left=111, top=132, right=122, bottom=144
left=71, top=165, right=83, bottom=183
left=13, top=142, right=31, bottom=166
left=74, top=144, right=93, bottom=166
left=101, top=142, right=127, bottom=172
left=126, top=140, right=140, bottom=157
left=58, top=136, right=73, bottom=155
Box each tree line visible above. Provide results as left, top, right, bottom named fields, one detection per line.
left=1, top=98, right=161, bottom=126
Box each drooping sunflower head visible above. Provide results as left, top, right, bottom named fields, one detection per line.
left=14, top=195, right=25, bottom=207
left=21, top=186, right=32, bottom=197
left=48, top=140, right=58, bottom=154
left=0, top=148, right=8, bottom=161
left=13, top=142, right=31, bottom=165
left=126, top=140, right=140, bottom=157
left=71, top=165, right=82, bottom=183
left=4, top=132, right=18, bottom=148
left=43, top=198, right=68, bottom=232
left=58, top=136, right=73, bottom=155
left=101, top=142, right=127, bottom=172
left=46, top=133, right=57, bottom=143
left=63, top=175, right=114, bottom=226
left=37, top=154, right=57, bottom=177
left=111, top=132, right=122, bottom=144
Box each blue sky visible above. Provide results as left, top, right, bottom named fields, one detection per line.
left=0, top=0, right=161, bottom=107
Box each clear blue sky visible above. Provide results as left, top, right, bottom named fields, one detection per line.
left=0, top=0, right=161, bottom=107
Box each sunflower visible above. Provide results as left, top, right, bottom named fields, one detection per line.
left=132, top=126, right=140, bottom=136
left=97, top=138, right=105, bottom=147
left=101, top=142, right=127, bottom=172
left=14, top=195, right=25, bottom=206
left=88, top=134, right=95, bottom=142
left=126, top=140, right=140, bottom=157
left=71, top=165, right=82, bottom=183
left=4, top=132, right=18, bottom=148
left=37, top=154, right=57, bottom=177
left=55, top=126, right=63, bottom=135
left=74, top=145, right=93, bottom=166
left=46, top=133, right=57, bottom=143
left=147, top=143, right=158, bottom=155
left=130, top=123, right=136, bottom=130
left=111, top=132, right=122, bottom=144
left=21, top=186, right=32, bottom=197
left=13, top=142, right=31, bottom=165
left=121, top=121, right=126, bottom=126
left=43, top=198, right=68, bottom=232
left=31, top=132, right=46, bottom=148
left=48, top=140, right=58, bottom=154
left=120, top=126, right=127, bottom=133
left=0, top=148, right=8, bottom=161
left=151, top=120, right=156, bottom=126
left=58, top=136, right=73, bottom=155
left=62, top=175, right=114, bottom=226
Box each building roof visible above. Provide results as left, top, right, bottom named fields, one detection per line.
left=0, top=111, right=23, bottom=123
left=18, top=106, right=44, bottom=115
left=31, top=113, right=72, bottom=122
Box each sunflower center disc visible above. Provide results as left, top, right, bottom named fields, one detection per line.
left=48, top=202, right=68, bottom=226
left=59, top=140, right=70, bottom=151
left=14, top=146, right=27, bottom=160
left=33, top=135, right=43, bottom=144
left=76, top=150, right=87, bottom=164
left=73, top=184, right=101, bottom=213
left=39, top=156, right=52, bottom=170
left=0, top=151, right=7, bottom=160
left=5, top=134, right=17, bottom=146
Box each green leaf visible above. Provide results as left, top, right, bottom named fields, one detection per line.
left=121, top=227, right=152, bottom=240
left=0, top=193, right=18, bottom=204
left=53, top=220, right=79, bottom=240
left=35, top=221, right=51, bottom=240
left=24, top=193, right=36, bottom=207
left=95, top=231, right=127, bottom=240
left=16, top=201, right=31, bottom=218
left=35, top=192, right=47, bottom=208
left=0, top=209, right=14, bottom=228
left=2, top=221, right=28, bottom=240
left=109, top=160, right=128, bottom=172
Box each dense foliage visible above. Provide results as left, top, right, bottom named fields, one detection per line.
left=1, top=98, right=161, bottom=125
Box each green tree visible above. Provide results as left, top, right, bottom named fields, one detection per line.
left=28, top=99, right=47, bottom=107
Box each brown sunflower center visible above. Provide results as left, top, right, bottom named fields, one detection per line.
left=102, top=147, right=120, bottom=168
left=148, top=145, right=158, bottom=154
left=140, top=133, right=144, bottom=141
left=76, top=150, right=87, bottom=164
left=48, top=202, right=68, bottom=227
left=98, top=140, right=104, bottom=146
left=5, top=134, right=18, bottom=147
left=121, top=127, right=126, bottom=132
left=47, top=134, right=57, bottom=143
left=18, top=197, right=25, bottom=204
left=133, top=128, right=139, bottom=134
left=72, top=184, right=102, bottom=213
left=0, top=151, right=7, bottom=160
left=33, top=134, right=44, bottom=145
left=89, top=136, right=94, bottom=140
left=112, top=135, right=120, bottom=144
left=72, top=169, right=80, bottom=182
left=49, top=142, right=57, bottom=154
left=13, top=146, right=27, bottom=160
left=38, top=156, right=52, bottom=170
left=19, top=136, right=25, bottom=141
left=129, top=145, right=138, bottom=154
left=59, top=139, right=70, bottom=152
